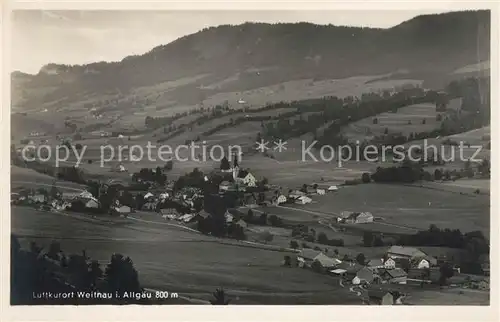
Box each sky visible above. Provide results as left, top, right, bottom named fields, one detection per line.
left=11, top=10, right=453, bottom=74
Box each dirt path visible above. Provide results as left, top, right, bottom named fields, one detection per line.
left=11, top=180, right=86, bottom=192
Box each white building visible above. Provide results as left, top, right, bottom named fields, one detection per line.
left=79, top=191, right=94, bottom=199
left=243, top=173, right=257, bottom=187
left=85, top=198, right=99, bottom=209
left=276, top=195, right=287, bottom=205
left=295, top=196, right=312, bottom=205
left=144, top=192, right=154, bottom=200
left=219, top=181, right=232, bottom=191
left=224, top=210, right=234, bottom=223
left=316, top=189, right=326, bottom=195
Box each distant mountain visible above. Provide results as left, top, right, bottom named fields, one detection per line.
left=11, top=10, right=490, bottom=114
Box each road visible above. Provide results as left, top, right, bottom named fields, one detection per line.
left=11, top=180, right=86, bottom=192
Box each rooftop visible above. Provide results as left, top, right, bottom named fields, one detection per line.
left=387, top=246, right=426, bottom=258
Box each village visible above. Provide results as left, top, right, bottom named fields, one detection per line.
left=10, top=150, right=490, bottom=305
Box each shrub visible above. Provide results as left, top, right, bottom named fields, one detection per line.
left=289, top=240, right=299, bottom=249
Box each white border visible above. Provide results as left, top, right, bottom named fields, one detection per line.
left=1, top=1, right=498, bottom=321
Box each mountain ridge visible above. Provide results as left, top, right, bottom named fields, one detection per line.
left=11, top=10, right=490, bottom=113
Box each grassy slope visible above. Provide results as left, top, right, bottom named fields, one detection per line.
left=11, top=207, right=361, bottom=304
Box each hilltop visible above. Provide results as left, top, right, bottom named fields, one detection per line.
left=11, top=10, right=490, bottom=129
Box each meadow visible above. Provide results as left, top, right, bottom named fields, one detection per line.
left=11, top=207, right=361, bottom=304
left=292, top=184, right=489, bottom=237
left=341, top=101, right=447, bottom=142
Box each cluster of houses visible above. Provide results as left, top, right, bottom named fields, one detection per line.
left=336, top=211, right=374, bottom=224
left=291, top=245, right=452, bottom=304
left=11, top=187, right=133, bottom=217
left=277, top=184, right=338, bottom=206
left=219, top=166, right=257, bottom=192
left=159, top=207, right=248, bottom=229
left=138, top=186, right=203, bottom=215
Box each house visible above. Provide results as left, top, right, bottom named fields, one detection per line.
left=244, top=194, right=257, bottom=206
left=142, top=201, right=158, bottom=211
left=328, top=185, right=339, bottom=192
left=482, top=262, right=490, bottom=276
left=407, top=268, right=438, bottom=283
left=334, top=261, right=364, bottom=277
left=79, top=191, right=94, bottom=199
left=387, top=246, right=426, bottom=259
left=224, top=210, right=234, bottom=223
left=276, top=195, right=287, bottom=205
left=380, top=268, right=408, bottom=284
left=112, top=205, right=131, bottom=215
left=297, top=249, right=322, bottom=267
left=367, top=257, right=396, bottom=270
left=112, top=163, right=127, bottom=172
left=160, top=208, right=179, bottom=220
left=84, top=198, right=99, bottom=209
left=313, top=253, right=342, bottom=268
left=233, top=168, right=257, bottom=187
left=219, top=181, right=232, bottom=191
left=295, top=195, right=312, bottom=205
left=354, top=212, right=373, bottom=224
left=329, top=268, right=348, bottom=276
left=368, top=290, right=404, bottom=305
left=338, top=211, right=353, bottom=221
left=194, top=210, right=211, bottom=221
left=411, top=256, right=438, bottom=269
left=289, top=190, right=306, bottom=199
left=316, top=189, right=326, bottom=195
left=221, top=167, right=233, bottom=173
left=243, top=173, right=256, bottom=187
left=352, top=267, right=374, bottom=285
left=234, top=219, right=247, bottom=229
left=11, top=193, right=20, bottom=203
left=143, top=192, right=154, bottom=200
left=177, top=213, right=195, bottom=223
left=29, top=194, right=47, bottom=204
left=341, top=212, right=374, bottom=224
left=51, top=200, right=71, bottom=211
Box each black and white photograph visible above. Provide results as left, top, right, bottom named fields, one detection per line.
left=7, top=4, right=492, bottom=309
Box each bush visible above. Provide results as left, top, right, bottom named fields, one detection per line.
left=356, top=253, right=366, bottom=265
left=289, top=240, right=299, bottom=249
left=311, top=260, right=323, bottom=273
left=317, top=232, right=328, bottom=244
left=361, top=172, right=371, bottom=183
left=344, top=179, right=362, bottom=186
left=269, top=214, right=283, bottom=227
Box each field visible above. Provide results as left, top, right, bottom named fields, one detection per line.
left=11, top=166, right=87, bottom=192
left=11, top=207, right=363, bottom=304
left=341, top=101, right=451, bottom=142
left=13, top=72, right=422, bottom=141
left=280, top=184, right=489, bottom=237
left=201, top=76, right=422, bottom=110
